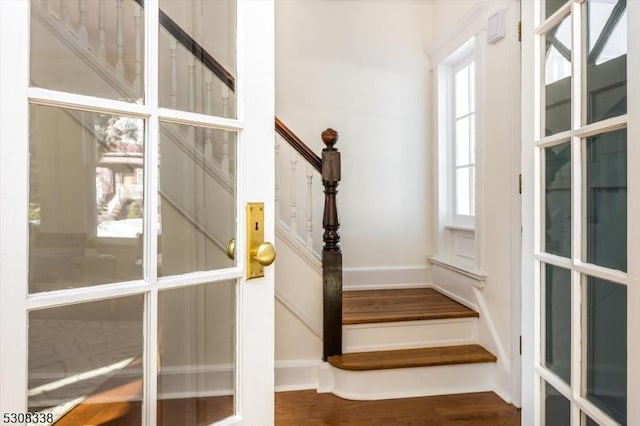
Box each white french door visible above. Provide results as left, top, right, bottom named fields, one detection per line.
left=0, top=0, right=274, bottom=424
left=521, top=0, right=639, bottom=425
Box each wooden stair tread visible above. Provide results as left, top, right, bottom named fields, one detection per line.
left=327, top=344, right=497, bottom=371
left=343, top=288, right=478, bottom=325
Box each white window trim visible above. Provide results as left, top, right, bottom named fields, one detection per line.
left=432, top=35, right=484, bottom=273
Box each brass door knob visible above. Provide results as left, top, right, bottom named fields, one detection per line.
left=252, top=242, right=276, bottom=266
left=225, top=238, right=236, bottom=261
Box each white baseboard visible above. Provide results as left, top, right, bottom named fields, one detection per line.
left=343, top=266, right=431, bottom=291
left=275, top=360, right=321, bottom=392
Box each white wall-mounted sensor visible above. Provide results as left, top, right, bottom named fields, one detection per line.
left=487, top=9, right=506, bottom=45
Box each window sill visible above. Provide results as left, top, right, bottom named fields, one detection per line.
left=429, top=255, right=486, bottom=288
left=444, top=223, right=475, bottom=232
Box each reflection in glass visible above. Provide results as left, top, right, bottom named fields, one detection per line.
left=586, top=277, right=626, bottom=425
left=586, top=129, right=626, bottom=272
left=159, top=0, right=237, bottom=118
left=585, top=416, right=599, bottom=426
left=544, top=264, right=571, bottom=385
left=158, top=281, right=236, bottom=425
left=586, top=0, right=627, bottom=123
left=29, top=105, right=144, bottom=293
left=545, top=382, right=571, bottom=426
left=545, top=15, right=572, bottom=136
left=28, top=296, right=144, bottom=423
left=545, top=143, right=571, bottom=257
left=546, top=0, right=568, bottom=19
left=30, top=0, right=144, bottom=103
left=159, top=122, right=237, bottom=276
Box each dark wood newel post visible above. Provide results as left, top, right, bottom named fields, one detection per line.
left=321, top=128, right=342, bottom=361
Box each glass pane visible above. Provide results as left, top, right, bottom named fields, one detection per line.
left=469, top=62, right=475, bottom=113
left=586, top=1, right=627, bottom=123
left=586, top=129, right=626, bottom=272
left=584, top=415, right=599, bottom=426
left=159, top=0, right=237, bottom=118
left=546, top=0, right=568, bottom=19
left=30, top=0, right=144, bottom=103
left=586, top=276, right=627, bottom=425
left=544, top=382, right=571, bottom=426
left=545, top=15, right=572, bottom=136
left=455, top=116, right=470, bottom=166
left=544, top=264, right=571, bottom=385
left=456, top=167, right=471, bottom=216
left=455, top=65, right=470, bottom=118
left=158, top=281, right=236, bottom=424
left=28, top=296, right=144, bottom=423
left=29, top=105, right=144, bottom=293
left=469, top=115, right=476, bottom=163
left=545, top=142, right=571, bottom=257
left=159, top=122, right=237, bottom=276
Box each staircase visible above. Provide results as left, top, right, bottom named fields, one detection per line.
left=321, top=288, right=497, bottom=399
left=33, top=0, right=506, bottom=403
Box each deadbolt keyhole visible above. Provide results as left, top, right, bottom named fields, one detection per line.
left=255, top=222, right=259, bottom=231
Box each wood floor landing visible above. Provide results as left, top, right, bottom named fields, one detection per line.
left=327, top=344, right=496, bottom=371
left=342, top=288, right=478, bottom=325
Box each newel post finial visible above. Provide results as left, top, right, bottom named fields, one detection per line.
left=322, top=128, right=338, bottom=149
left=321, top=128, right=342, bottom=361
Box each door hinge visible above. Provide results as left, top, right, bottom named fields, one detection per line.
left=518, top=21, right=522, bottom=42
left=518, top=173, right=522, bottom=194
left=519, top=335, right=522, bottom=355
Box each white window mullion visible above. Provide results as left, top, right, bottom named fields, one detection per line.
left=570, top=2, right=583, bottom=424
left=143, top=0, right=159, bottom=425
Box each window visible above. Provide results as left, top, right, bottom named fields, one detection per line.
left=453, top=59, right=476, bottom=219
left=434, top=37, right=479, bottom=270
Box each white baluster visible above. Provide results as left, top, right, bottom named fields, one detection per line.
left=221, top=86, right=230, bottom=175
left=188, top=57, right=196, bottom=113
left=78, top=0, right=88, bottom=44
left=170, top=40, right=178, bottom=108
left=97, top=0, right=107, bottom=60
left=115, top=0, right=125, bottom=78
left=204, top=76, right=213, bottom=160
left=59, top=0, right=69, bottom=25
left=187, top=57, right=196, bottom=142
left=222, top=84, right=230, bottom=118
left=275, top=140, right=281, bottom=219
left=305, top=165, right=314, bottom=248
left=133, top=6, right=142, bottom=94
left=289, top=152, right=298, bottom=234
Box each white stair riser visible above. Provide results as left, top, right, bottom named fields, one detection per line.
left=343, top=318, right=477, bottom=353
left=320, top=362, right=495, bottom=401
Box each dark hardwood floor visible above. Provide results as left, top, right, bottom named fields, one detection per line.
left=48, top=380, right=520, bottom=425
left=276, top=390, right=521, bottom=425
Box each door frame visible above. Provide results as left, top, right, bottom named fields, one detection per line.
left=520, top=1, right=640, bottom=425
left=0, top=0, right=275, bottom=424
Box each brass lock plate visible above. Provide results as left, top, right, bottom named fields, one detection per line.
left=246, top=202, right=265, bottom=280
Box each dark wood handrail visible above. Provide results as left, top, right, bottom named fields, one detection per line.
left=275, top=117, right=322, bottom=173
left=133, top=0, right=235, bottom=91
left=133, top=0, right=321, bottom=173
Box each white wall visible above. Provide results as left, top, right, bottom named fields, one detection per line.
left=429, top=0, right=521, bottom=403
left=276, top=0, right=433, bottom=269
